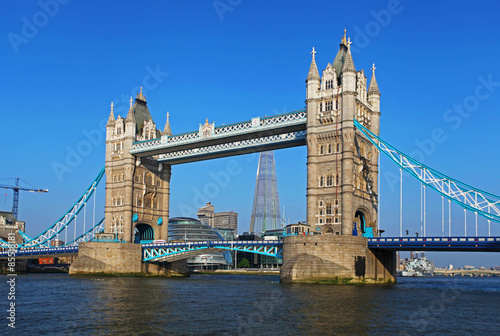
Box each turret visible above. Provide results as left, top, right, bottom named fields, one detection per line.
left=106, top=102, right=115, bottom=140
left=306, top=47, right=320, bottom=100
left=162, top=111, right=172, bottom=136
left=368, top=63, right=381, bottom=136
left=340, top=38, right=356, bottom=94
left=125, top=97, right=136, bottom=138
left=306, top=47, right=321, bottom=128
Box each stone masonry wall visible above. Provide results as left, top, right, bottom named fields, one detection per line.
left=69, top=242, right=189, bottom=276
left=280, top=235, right=396, bottom=284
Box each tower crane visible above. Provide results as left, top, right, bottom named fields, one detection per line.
left=0, top=178, right=48, bottom=219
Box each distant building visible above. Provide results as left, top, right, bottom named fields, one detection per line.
left=215, top=228, right=235, bottom=241
left=197, top=202, right=215, bottom=227
left=0, top=211, right=25, bottom=245
left=168, top=217, right=231, bottom=270
left=249, top=151, right=281, bottom=233
left=261, top=229, right=283, bottom=269
left=285, top=222, right=312, bottom=235
left=236, top=232, right=262, bottom=268
left=50, top=239, right=64, bottom=247
left=197, top=202, right=237, bottom=237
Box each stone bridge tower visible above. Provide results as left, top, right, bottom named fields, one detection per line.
left=281, top=32, right=394, bottom=284
left=104, top=89, right=172, bottom=243
left=306, top=32, right=381, bottom=237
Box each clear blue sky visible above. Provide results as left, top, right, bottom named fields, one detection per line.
left=1, top=0, right=499, bottom=267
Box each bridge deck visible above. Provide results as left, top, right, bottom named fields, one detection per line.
left=368, top=236, right=500, bottom=252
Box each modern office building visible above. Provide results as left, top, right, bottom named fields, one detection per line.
left=197, top=202, right=237, bottom=237
left=249, top=151, right=282, bottom=234
left=168, top=217, right=232, bottom=270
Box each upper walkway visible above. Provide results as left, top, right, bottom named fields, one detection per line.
left=130, top=110, right=306, bottom=164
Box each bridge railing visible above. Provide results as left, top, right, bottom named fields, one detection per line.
left=369, top=236, right=500, bottom=243
left=131, top=109, right=306, bottom=153
left=157, top=130, right=306, bottom=162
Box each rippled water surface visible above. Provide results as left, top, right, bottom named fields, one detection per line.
left=4, top=274, right=500, bottom=335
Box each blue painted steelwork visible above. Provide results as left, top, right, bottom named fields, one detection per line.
left=64, top=218, right=105, bottom=247
left=0, top=246, right=79, bottom=258
left=368, top=236, right=500, bottom=252
left=0, top=167, right=105, bottom=249
left=0, top=218, right=104, bottom=258
left=354, top=120, right=500, bottom=223
left=142, top=240, right=283, bottom=262
left=18, top=231, right=50, bottom=248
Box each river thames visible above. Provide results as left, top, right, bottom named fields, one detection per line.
left=5, top=274, right=500, bottom=335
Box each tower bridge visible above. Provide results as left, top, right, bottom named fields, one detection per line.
left=2, top=31, right=499, bottom=283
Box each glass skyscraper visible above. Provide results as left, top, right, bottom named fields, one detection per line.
left=249, top=151, right=282, bottom=233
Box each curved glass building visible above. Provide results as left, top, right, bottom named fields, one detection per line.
left=168, top=217, right=232, bottom=270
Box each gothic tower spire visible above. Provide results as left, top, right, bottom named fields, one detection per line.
left=368, top=63, right=380, bottom=95
left=306, top=47, right=320, bottom=81
left=162, top=111, right=172, bottom=136
left=341, top=38, right=356, bottom=73
left=107, top=102, right=115, bottom=126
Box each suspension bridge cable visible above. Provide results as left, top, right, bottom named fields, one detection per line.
left=400, top=159, right=403, bottom=237
left=353, top=120, right=500, bottom=223
left=83, top=203, right=86, bottom=237
left=19, top=167, right=105, bottom=247
left=93, top=189, right=96, bottom=229
left=424, top=185, right=427, bottom=237
left=420, top=184, right=423, bottom=236
left=464, top=209, right=467, bottom=237
left=449, top=199, right=451, bottom=236
left=475, top=211, right=478, bottom=236
left=441, top=196, right=445, bottom=236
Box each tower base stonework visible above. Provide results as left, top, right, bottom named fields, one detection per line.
left=69, top=242, right=189, bottom=277
left=280, top=236, right=396, bottom=284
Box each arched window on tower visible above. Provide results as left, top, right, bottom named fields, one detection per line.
left=326, top=175, right=333, bottom=186
left=326, top=203, right=332, bottom=215
left=325, top=101, right=332, bottom=111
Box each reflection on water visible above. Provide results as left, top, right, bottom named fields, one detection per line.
left=11, top=274, right=500, bottom=335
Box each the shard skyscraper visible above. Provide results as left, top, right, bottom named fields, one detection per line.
left=249, top=151, right=281, bottom=233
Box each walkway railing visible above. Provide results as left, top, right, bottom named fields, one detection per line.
left=131, top=109, right=306, bottom=153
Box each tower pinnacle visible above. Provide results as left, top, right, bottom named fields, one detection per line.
left=163, top=111, right=172, bottom=136
left=341, top=38, right=356, bottom=73
left=137, top=86, right=146, bottom=102
left=125, top=97, right=136, bottom=124
left=107, top=102, right=115, bottom=126
left=368, top=63, right=380, bottom=95
left=307, top=47, right=320, bottom=81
